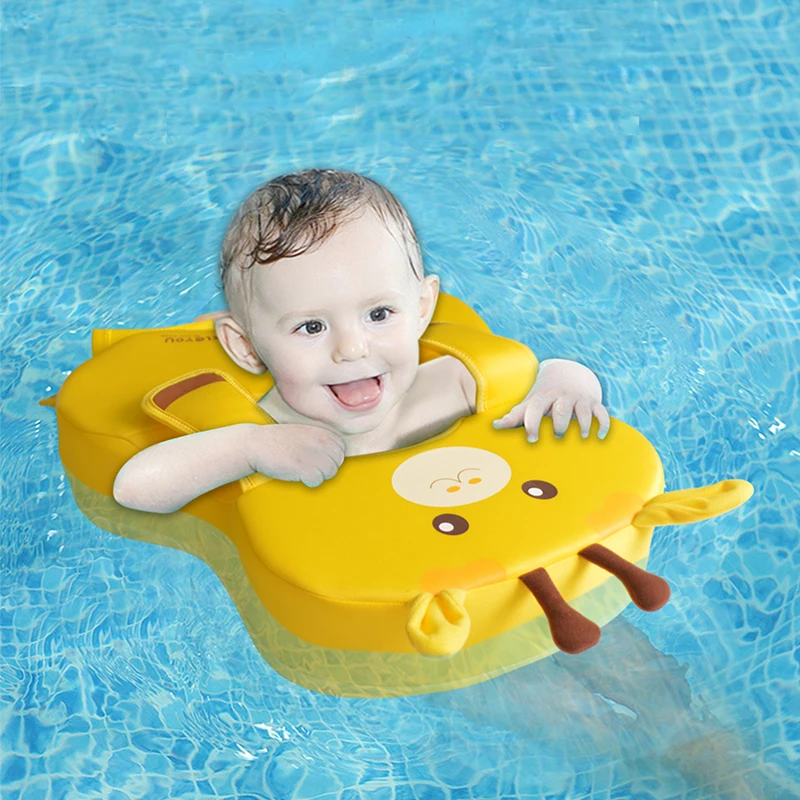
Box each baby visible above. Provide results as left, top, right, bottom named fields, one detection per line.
left=114, top=169, right=610, bottom=513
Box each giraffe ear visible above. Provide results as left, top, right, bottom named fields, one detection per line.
left=632, top=479, right=753, bottom=528
left=406, top=589, right=471, bottom=657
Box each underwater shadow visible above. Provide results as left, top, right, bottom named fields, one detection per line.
left=430, top=616, right=795, bottom=799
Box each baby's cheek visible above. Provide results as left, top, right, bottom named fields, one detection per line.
left=270, top=356, right=314, bottom=386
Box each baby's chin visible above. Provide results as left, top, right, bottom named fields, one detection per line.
left=325, top=403, right=398, bottom=436
left=324, top=393, right=405, bottom=441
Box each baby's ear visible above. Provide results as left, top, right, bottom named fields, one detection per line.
left=214, top=316, right=268, bottom=374
left=418, top=274, right=440, bottom=334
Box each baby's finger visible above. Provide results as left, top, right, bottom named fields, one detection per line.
left=492, top=404, right=526, bottom=429
left=317, top=430, right=347, bottom=461
left=593, top=403, right=611, bottom=439
left=522, top=396, right=552, bottom=442
left=326, top=436, right=347, bottom=465
left=305, top=461, right=334, bottom=487
left=323, top=449, right=344, bottom=476
left=574, top=399, right=593, bottom=439
left=307, top=446, right=340, bottom=480
left=550, top=397, right=574, bottom=438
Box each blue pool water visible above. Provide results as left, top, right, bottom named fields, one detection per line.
left=2, top=0, right=799, bottom=797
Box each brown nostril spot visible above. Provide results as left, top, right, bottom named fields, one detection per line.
left=522, top=480, right=558, bottom=499
left=433, top=514, right=469, bottom=536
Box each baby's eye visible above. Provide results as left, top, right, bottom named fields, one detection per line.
left=300, top=320, right=324, bottom=335
left=370, top=306, right=393, bottom=322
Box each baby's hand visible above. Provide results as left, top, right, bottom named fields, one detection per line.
left=248, top=424, right=346, bottom=488
left=492, top=359, right=610, bottom=443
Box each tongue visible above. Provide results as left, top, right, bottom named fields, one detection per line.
left=329, top=377, right=381, bottom=407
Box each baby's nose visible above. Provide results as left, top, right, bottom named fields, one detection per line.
left=332, top=328, right=369, bottom=362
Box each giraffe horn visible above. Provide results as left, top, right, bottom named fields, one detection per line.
left=519, top=568, right=600, bottom=654
left=580, top=543, right=670, bottom=611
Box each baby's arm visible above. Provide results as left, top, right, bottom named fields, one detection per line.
left=113, top=423, right=346, bottom=514
left=114, top=424, right=260, bottom=513
left=492, top=358, right=610, bottom=442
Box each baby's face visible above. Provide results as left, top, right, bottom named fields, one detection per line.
left=241, top=210, right=438, bottom=436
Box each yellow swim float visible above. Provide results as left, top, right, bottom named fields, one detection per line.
left=44, top=293, right=753, bottom=697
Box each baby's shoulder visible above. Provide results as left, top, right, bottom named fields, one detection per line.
left=390, top=355, right=475, bottom=450
left=416, top=355, right=476, bottom=414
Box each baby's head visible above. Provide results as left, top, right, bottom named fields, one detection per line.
left=215, top=169, right=440, bottom=435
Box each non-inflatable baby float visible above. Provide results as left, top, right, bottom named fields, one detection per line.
left=44, top=292, right=753, bottom=697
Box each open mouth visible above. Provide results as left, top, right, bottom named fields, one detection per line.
left=326, top=375, right=384, bottom=411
